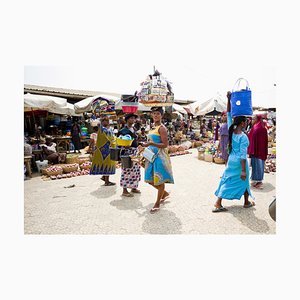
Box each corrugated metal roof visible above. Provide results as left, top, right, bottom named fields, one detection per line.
left=24, top=84, right=121, bottom=98
left=24, top=84, right=195, bottom=104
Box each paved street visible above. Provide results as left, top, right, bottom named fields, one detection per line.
left=24, top=149, right=276, bottom=234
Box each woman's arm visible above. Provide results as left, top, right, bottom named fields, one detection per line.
left=240, top=135, right=249, bottom=180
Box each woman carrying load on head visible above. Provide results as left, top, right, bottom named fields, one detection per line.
left=90, top=115, right=116, bottom=186
left=141, top=107, right=174, bottom=214
left=212, top=91, right=255, bottom=212
left=118, top=113, right=141, bottom=197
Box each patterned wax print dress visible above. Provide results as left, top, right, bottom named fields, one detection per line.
left=120, top=147, right=141, bottom=189
left=144, top=125, right=174, bottom=186
left=90, top=126, right=116, bottom=175
left=214, top=113, right=253, bottom=200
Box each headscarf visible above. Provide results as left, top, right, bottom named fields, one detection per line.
left=247, top=115, right=268, bottom=160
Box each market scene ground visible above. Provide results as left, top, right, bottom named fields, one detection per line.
left=24, top=148, right=276, bottom=235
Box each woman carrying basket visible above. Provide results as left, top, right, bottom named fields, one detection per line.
left=212, top=92, right=254, bottom=212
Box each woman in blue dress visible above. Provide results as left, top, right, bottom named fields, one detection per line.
left=213, top=92, right=255, bottom=212
left=141, top=107, right=174, bottom=214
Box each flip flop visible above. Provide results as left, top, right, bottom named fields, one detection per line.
left=122, top=193, right=134, bottom=197
left=150, top=207, right=160, bottom=214
left=244, top=202, right=255, bottom=208
left=212, top=206, right=228, bottom=213
left=104, top=182, right=116, bottom=186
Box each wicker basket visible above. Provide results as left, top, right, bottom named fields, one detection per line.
left=204, top=153, right=213, bottom=162
left=66, top=154, right=80, bottom=164
left=214, top=157, right=225, bottom=164
left=198, top=150, right=205, bottom=160
left=78, top=157, right=91, bottom=165
left=62, top=164, right=79, bottom=173
left=41, top=167, right=48, bottom=175
left=45, top=167, right=63, bottom=176
left=80, top=164, right=91, bottom=170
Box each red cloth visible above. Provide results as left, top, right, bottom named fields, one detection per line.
left=247, top=117, right=268, bottom=161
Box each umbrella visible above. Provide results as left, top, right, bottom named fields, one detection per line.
left=173, top=103, right=188, bottom=114
left=74, top=94, right=120, bottom=113
left=24, top=93, right=81, bottom=116
left=24, top=93, right=67, bottom=111
left=188, top=95, right=226, bottom=116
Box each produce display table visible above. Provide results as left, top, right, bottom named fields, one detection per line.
left=24, top=156, right=32, bottom=178
left=53, top=136, right=71, bottom=153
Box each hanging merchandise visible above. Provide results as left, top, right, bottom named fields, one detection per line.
left=91, top=97, right=116, bottom=118
left=138, top=68, right=174, bottom=107
left=231, top=78, right=253, bottom=117
left=121, top=93, right=139, bottom=113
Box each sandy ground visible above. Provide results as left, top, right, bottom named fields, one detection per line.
left=24, top=149, right=276, bottom=234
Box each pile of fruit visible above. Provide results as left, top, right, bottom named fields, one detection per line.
left=168, top=145, right=191, bottom=157
left=49, top=169, right=90, bottom=180
left=80, top=161, right=92, bottom=170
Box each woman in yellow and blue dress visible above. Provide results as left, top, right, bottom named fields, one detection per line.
left=142, top=107, right=174, bottom=213
left=90, top=115, right=116, bottom=186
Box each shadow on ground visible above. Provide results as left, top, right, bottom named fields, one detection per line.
left=252, top=182, right=276, bottom=193
left=227, top=205, right=273, bottom=233
left=90, top=185, right=117, bottom=199
left=110, top=194, right=143, bottom=210
left=141, top=204, right=182, bottom=234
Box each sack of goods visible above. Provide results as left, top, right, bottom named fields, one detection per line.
left=138, top=69, right=174, bottom=107
left=231, top=78, right=253, bottom=117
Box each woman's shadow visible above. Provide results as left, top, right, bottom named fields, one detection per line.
left=110, top=193, right=144, bottom=210
left=140, top=203, right=182, bottom=235
left=227, top=205, right=272, bottom=233
left=90, top=185, right=117, bottom=199
left=252, top=182, right=276, bottom=193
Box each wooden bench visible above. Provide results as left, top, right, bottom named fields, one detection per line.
left=24, top=156, right=32, bottom=178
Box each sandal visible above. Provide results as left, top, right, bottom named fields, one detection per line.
left=122, top=193, right=134, bottom=197
left=104, top=182, right=116, bottom=186
left=150, top=207, right=160, bottom=214
left=212, top=206, right=228, bottom=213
left=244, top=201, right=255, bottom=208
left=254, top=183, right=263, bottom=190
left=131, top=189, right=141, bottom=194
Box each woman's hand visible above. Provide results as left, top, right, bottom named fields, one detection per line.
left=142, top=141, right=152, bottom=147
left=240, top=171, right=247, bottom=181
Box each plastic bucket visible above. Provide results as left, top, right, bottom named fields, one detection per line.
left=122, top=106, right=138, bottom=113
left=110, top=148, right=121, bottom=161
left=36, top=160, right=48, bottom=173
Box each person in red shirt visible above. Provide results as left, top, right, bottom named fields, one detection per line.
left=247, top=115, right=268, bottom=189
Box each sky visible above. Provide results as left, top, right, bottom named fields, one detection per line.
left=24, top=64, right=277, bottom=108
left=22, top=0, right=279, bottom=109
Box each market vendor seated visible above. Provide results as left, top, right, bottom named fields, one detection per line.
left=40, top=137, right=66, bottom=164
